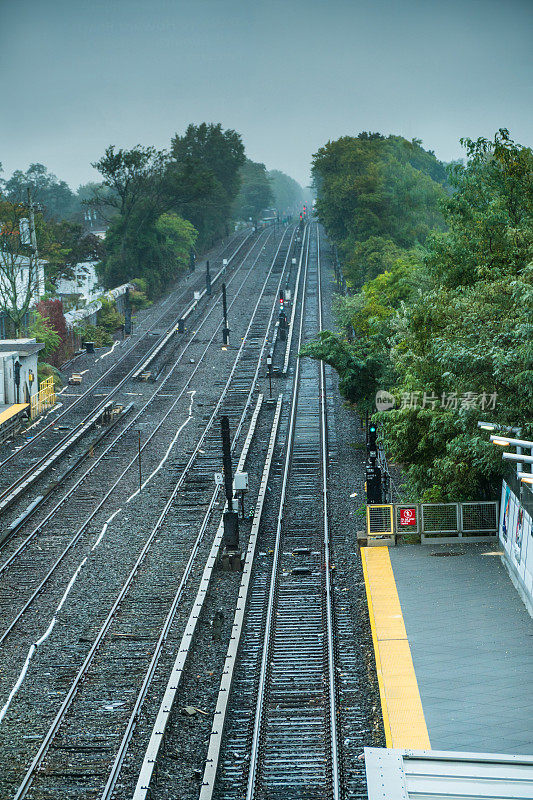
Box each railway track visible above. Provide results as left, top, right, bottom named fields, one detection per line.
left=199, top=224, right=351, bottom=800
left=0, top=228, right=278, bottom=650
left=1, top=225, right=298, bottom=799
left=0, top=229, right=254, bottom=511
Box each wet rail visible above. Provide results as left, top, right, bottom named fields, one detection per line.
left=0, top=230, right=254, bottom=510
left=208, top=224, right=343, bottom=800
left=4, top=226, right=297, bottom=799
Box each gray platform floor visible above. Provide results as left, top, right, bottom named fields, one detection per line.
left=388, top=542, right=533, bottom=755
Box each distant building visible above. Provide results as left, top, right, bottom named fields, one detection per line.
left=0, top=254, right=46, bottom=337
left=0, top=253, right=46, bottom=303
left=56, top=261, right=101, bottom=304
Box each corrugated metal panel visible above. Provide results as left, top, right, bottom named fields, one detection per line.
left=365, top=748, right=533, bottom=799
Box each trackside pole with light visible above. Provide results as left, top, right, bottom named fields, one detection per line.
left=220, top=415, right=239, bottom=550
left=365, top=421, right=383, bottom=504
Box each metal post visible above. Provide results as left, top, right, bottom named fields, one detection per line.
left=220, top=416, right=233, bottom=504
left=222, top=283, right=229, bottom=345
left=138, top=430, right=142, bottom=490
left=266, top=354, right=272, bottom=398
left=220, top=415, right=239, bottom=549
left=124, top=287, right=132, bottom=336
left=206, top=260, right=211, bottom=296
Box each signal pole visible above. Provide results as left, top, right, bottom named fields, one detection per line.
left=220, top=416, right=239, bottom=550
left=222, top=283, right=230, bottom=345
left=206, top=260, right=211, bottom=296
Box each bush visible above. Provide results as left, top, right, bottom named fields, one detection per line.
left=38, top=362, right=63, bottom=388
left=74, top=324, right=113, bottom=347
left=97, top=298, right=125, bottom=333
left=131, top=277, right=148, bottom=293
left=129, top=288, right=152, bottom=311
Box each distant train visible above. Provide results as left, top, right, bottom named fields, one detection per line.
left=257, top=208, right=279, bottom=229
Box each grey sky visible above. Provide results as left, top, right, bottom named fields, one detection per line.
left=1, top=0, right=532, bottom=190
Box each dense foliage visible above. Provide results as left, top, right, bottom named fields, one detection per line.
left=312, top=132, right=447, bottom=288
left=92, top=123, right=248, bottom=296
left=33, top=299, right=69, bottom=366
left=303, top=130, right=533, bottom=501
left=1, top=163, right=79, bottom=221
left=169, top=122, right=245, bottom=246
left=268, top=170, right=305, bottom=215
left=233, top=159, right=273, bottom=222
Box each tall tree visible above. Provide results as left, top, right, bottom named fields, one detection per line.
left=171, top=123, right=245, bottom=205
left=312, top=132, right=447, bottom=287
left=233, top=159, right=273, bottom=222
left=3, top=163, right=78, bottom=221
left=0, top=200, right=43, bottom=334
left=268, top=169, right=304, bottom=214
left=304, top=129, right=533, bottom=501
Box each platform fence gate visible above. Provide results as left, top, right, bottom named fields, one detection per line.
left=30, top=375, right=56, bottom=419
left=366, top=501, right=498, bottom=544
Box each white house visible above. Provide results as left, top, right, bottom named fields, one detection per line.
left=0, top=253, right=46, bottom=312
left=56, top=261, right=101, bottom=303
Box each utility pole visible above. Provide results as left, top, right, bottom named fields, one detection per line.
left=27, top=187, right=40, bottom=301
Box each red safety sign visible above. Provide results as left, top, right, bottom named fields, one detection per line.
left=399, top=507, right=417, bottom=526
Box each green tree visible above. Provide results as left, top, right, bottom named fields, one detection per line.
left=29, top=310, right=61, bottom=357
left=305, top=129, right=533, bottom=501
left=168, top=123, right=245, bottom=248
left=171, top=123, right=245, bottom=206
left=3, top=163, right=78, bottom=221
left=233, top=159, right=273, bottom=222
left=155, top=212, right=198, bottom=274
left=312, top=132, right=447, bottom=287
left=268, top=169, right=304, bottom=214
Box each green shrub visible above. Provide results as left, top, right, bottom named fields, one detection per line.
left=74, top=324, right=113, bottom=347
left=97, top=298, right=125, bottom=333
left=129, top=288, right=152, bottom=311
left=37, top=362, right=63, bottom=388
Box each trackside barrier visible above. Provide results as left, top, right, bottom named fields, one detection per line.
left=366, top=504, right=394, bottom=544
left=30, top=376, right=56, bottom=419
left=366, top=501, right=498, bottom=544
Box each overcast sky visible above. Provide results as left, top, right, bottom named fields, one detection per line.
left=1, top=0, right=532, bottom=190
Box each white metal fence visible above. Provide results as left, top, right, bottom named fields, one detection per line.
left=367, top=501, right=499, bottom=544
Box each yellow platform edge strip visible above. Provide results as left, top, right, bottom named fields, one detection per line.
left=361, top=546, right=431, bottom=750
left=0, top=404, right=29, bottom=426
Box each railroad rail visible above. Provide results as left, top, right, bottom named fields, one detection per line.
left=3, top=226, right=298, bottom=799
left=0, top=229, right=254, bottom=508
left=0, top=228, right=279, bottom=648
left=203, top=224, right=343, bottom=800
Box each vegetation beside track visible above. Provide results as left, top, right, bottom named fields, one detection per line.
left=304, top=129, right=533, bottom=501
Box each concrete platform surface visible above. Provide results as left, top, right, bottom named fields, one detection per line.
left=389, top=542, right=533, bottom=755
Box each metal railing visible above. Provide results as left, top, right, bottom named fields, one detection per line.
left=366, top=501, right=499, bottom=544
left=30, top=375, right=56, bottom=419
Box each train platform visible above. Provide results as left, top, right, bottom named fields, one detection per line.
left=0, top=403, right=29, bottom=444
left=362, top=543, right=533, bottom=755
